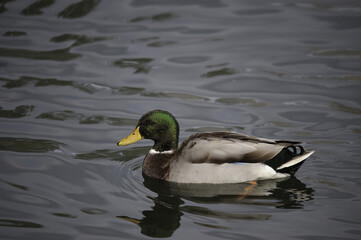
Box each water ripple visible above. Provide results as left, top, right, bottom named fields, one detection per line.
left=1, top=0, right=360, bottom=239
left=113, top=58, right=153, bottom=74
left=0, top=105, right=34, bottom=118
left=0, top=137, right=65, bottom=153
left=21, top=0, right=55, bottom=16
left=129, top=12, right=178, bottom=23
left=57, top=0, right=101, bottom=19
left=0, top=219, right=43, bottom=228
left=0, top=46, right=80, bottom=61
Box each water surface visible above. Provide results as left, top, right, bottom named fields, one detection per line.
left=1, top=0, right=361, bottom=239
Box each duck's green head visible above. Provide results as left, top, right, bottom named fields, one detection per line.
left=117, top=110, right=179, bottom=152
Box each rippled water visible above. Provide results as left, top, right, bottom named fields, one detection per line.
left=1, top=0, right=361, bottom=239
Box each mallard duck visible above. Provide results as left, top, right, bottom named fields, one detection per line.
left=117, top=110, right=314, bottom=184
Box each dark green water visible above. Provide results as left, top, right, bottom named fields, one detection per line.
left=1, top=0, right=361, bottom=239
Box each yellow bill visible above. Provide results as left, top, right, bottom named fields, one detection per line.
left=117, top=126, right=143, bottom=146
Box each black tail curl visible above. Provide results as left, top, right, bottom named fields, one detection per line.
left=265, top=145, right=306, bottom=175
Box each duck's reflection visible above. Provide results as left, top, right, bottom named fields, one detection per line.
left=118, top=194, right=183, bottom=238
left=117, top=176, right=314, bottom=238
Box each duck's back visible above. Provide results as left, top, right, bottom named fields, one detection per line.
left=177, top=132, right=290, bottom=164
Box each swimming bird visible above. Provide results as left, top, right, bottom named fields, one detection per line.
left=117, top=110, right=314, bottom=184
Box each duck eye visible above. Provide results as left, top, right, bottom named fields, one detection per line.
left=147, top=120, right=154, bottom=126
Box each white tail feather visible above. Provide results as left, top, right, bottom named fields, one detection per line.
left=276, top=151, right=315, bottom=170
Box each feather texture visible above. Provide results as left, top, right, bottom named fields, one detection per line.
left=178, top=132, right=289, bottom=164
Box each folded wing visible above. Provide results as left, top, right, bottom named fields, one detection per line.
left=178, top=132, right=292, bottom=164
